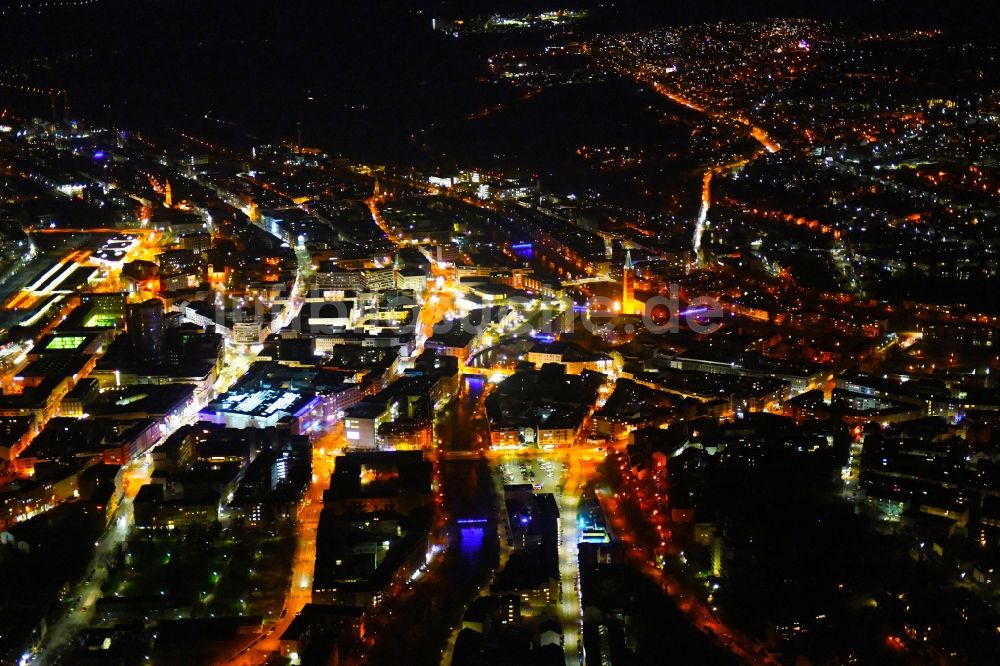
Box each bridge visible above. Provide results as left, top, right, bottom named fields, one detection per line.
left=438, top=450, right=487, bottom=461
left=560, top=276, right=613, bottom=287
left=462, top=367, right=514, bottom=378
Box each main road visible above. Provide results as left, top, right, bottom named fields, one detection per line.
left=641, top=79, right=780, bottom=266
left=483, top=444, right=607, bottom=666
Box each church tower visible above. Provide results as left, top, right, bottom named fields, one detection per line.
left=164, top=180, right=173, bottom=208
left=622, top=249, right=635, bottom=314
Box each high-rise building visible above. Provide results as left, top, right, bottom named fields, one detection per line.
left=128, top=298, right=165, bottom=362
left=392, top=251, right=403, bottom=288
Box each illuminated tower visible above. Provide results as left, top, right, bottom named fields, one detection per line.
left=622, top=249, right=635, bottom=314
left=164, top=180, right=173, bottom=208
